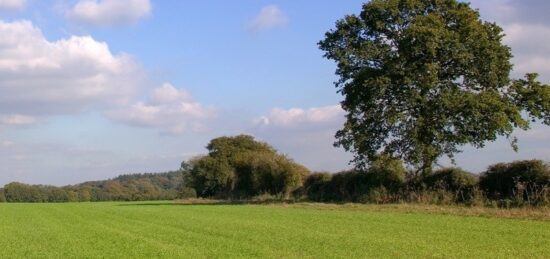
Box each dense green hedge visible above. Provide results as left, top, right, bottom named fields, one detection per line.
left=1, top=154, right=548, bottom=207
left=479, top=160, right=550, bottom=205
left=301, top=160, right=549, bottom=207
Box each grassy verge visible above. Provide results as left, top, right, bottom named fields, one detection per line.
left=176, top=199, right=550, bottom=221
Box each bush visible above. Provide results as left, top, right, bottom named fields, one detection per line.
left=421, top=168, right=478, bottom=202
left=0, top=188, right=5, bottom=202
left=304, top=172, right=332, bottom=202
left=365, top=155, right=407, bottom=192
left=187, top=156, right=235, bottom=198
left=185, top=135, right=310, bottom=199
left=303, top=156, right=406, bottom=203
left=325, top=170, right=368, bottom=202
left=178, top=187, right=197, bottom=199
left=479, top=160, right=550, bottom=205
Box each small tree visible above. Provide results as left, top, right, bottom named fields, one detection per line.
left=319, top=0, right=550, bottom=174
left=184, top=135, right=310, bottom=199
left=187, top=156, right=235, bottom=198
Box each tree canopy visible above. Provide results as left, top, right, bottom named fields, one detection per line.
left=184, top=135, right=310, bottom=199
left=319, top=0, right=550, bottom=174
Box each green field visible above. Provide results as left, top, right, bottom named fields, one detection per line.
left=1, top=202, right=549, bottom=258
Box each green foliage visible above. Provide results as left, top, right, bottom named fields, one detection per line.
left=420, top=167, right=477, bottom=202
left=185, top=135, right=310, bottom=199
left=325, top=170, right=365, bottom=201
left=3, top=182, right=48, bottom=202
left=178, top=187, right=197, bottom=199
left=187, top=156, right=235, bottom=198
left=367, top=155, right=407, bottom=192
left=304, top=156, right=406, bottom=202
left=422, top=168, right=477, bottom=192
left=479, top=160, right=550, bottom=205
left=304, top=172, right=332, bottom=201
left=319, top=0, right=550, bottom=173
left=1, top=171, right=183, bottom=203
left=0, top=188, right=5, bottom=202
left=207, top=135, right=276, bottom=158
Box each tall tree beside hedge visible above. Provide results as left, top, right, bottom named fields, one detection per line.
left=185, top=135, right=310, bottom=199
left=319, top=0, right=550, bottom=174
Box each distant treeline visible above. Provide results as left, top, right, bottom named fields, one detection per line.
left=2, top=135, right=550, bottom=208
left=0, top=171, right=183, bottom=203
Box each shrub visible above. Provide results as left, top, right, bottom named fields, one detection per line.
left=0, top=188, right=5, bottom=202
left=304, top=172, right=332, bottom=202
left=365, top=155, right=407, bottom=192
left=421, top=168, right=478, bottom=202
left=325, top=170, right=368, bottom=202
left=479, top=160, right=550, bottom=205
left=304, top=156, right=406, bottom=203
left=185, top=135, right=310, bottom=199
left=187, top=156, right=235, bottom=198
left=179, top=187, right=197, bottom=199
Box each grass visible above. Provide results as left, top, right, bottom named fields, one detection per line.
left=1, top=201, right=549, bottom=258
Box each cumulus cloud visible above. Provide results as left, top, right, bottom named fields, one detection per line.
left=470, top=0, right=550, bottom=81
left=0, top=0, right=25, bottom=10
left=503, top=24, right=550, bottom=78
left=252, top=105, right=350, bottom=172
left=249, top=5, right=288, bottom=32
left=108, top=83, right=216, bottom=134
left=66, top=0, right=151, bottom=26
left=0, top=20, right=141, bottom=116
left=256, top=105, right=345, bottom=128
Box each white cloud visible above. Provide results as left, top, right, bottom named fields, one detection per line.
left=0, top=20, right=141, bottom=116
left=249, top=5, right=288, bottom=32
left=256, top=105, right=344, bottom=128
left=0, top=0, right=25, bottom=10
left=503, top=23, right=550, bottom=78
left=469, top=0, right=550, bottom=81
left=67, top=0, right=151, bottom=26
left=108, top=83, right=216, bottom=134
left=252, top=105, right=350, bottom=172
left=0, top=114, right=35, bottom=126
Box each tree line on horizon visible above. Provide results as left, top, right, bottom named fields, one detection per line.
left=1, top=134, right=549, bottom=207
left=0, top=172, right=183, bottom=203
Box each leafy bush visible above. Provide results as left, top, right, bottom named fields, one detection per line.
left=303, top=172, right=332, bottom=202
left=421, top=168, right=478, bottom=202
left=0, top=188, right=5, bottom=202
left=303, top=156, right=406, bottom=203
left=324, top=170, right=367, bottom=202
left=185, top=135, right=310, bottom=199
left=186, top=156, right=235, bottom=198
left=178, top=187, right=197, bottom=199
left=366, top=155, right=407, bottom=192
left=479, top=160, right=550, bottom=205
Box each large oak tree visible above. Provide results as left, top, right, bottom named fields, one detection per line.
left=319, top=0, right=550, bottom=174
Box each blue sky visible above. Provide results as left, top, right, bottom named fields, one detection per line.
left=0, top=0, right=549, bottom=185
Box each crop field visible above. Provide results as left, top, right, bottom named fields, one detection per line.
left=1, top=202, right=549, bottom=258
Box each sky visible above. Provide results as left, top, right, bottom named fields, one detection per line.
left=0, top=0, right=548, bottom=186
